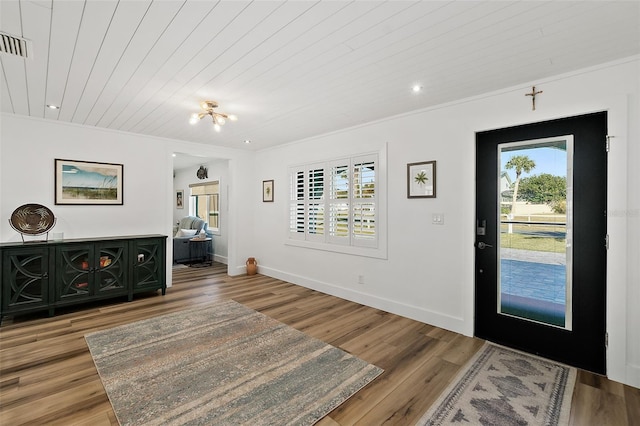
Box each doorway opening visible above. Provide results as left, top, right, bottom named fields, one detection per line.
left=173, top=153, right=230, bottom=271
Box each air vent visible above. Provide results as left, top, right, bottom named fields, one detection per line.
left=0, top=32, right=32, bottom=59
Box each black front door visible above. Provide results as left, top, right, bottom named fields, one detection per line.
left=475, top=111, right=607, bottom=374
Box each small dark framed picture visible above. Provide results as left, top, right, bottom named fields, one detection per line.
left=263, top=180, right=274, bottom=202
left=407, top=161, right=436, bottom=198
left=176, top=190, right=184, bottom=209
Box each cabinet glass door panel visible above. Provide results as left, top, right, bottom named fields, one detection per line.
left=57, top=246, right=91, bottom=299
left=135, top=245, right=159, bottom=286
left=95, top=244, right=127, bottom=295
left=133, top=240, right=162, bottom=290
left=2, top=249, right=49, bottom=310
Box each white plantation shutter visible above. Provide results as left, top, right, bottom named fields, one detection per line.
left=288, top=153, right=378, bottom=249
left=307, top=166, right=324, bottom=241
left=328, top=161, right=350, bottom=245
left=289, top=169, right=305, bottom=240
left=352, top=155, right=376, bottom=247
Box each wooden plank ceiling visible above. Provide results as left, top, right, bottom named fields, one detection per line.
left=1, top=1, right=638, bottom=150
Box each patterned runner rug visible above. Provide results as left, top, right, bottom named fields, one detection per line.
left=85, top=300, right=383, bottom=425
left=417, top=342, right=576, bottom=426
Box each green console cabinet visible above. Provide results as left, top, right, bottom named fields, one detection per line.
left=0, top=235, right=167, bottom=323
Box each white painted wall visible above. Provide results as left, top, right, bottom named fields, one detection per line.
left=250, top=58, right=640, bottom=388
left=0, top=114, right=252, bottom=289
left=0, top=57, right=637, bottom=388
left=0, top=115, right=171, bottom=241
left=173, top=158, right=229, bottom=262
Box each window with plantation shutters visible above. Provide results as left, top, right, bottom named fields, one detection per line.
left=288, top=153, right=378, bottom=249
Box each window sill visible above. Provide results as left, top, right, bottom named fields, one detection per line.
left=285, top=238, right=387, bottom=259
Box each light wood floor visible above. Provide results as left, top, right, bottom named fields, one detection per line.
left=1, top=263, right=638, bottom=425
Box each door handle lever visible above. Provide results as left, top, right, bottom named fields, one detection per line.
left=475, top=242, right=493, bottom=249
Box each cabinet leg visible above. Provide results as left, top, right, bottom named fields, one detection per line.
left=48, top=308, right=55, bottom=317
left=161, top=287, right=166, bottom=296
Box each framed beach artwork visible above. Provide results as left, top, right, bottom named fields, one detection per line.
left=407, top=160, right=436, bottom=198
left=55, top=159, right=123, bottom=205
left=263, top=180, right=274, bottom=202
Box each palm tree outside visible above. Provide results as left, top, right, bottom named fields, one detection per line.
left=505, top=155, right=536, bottom=215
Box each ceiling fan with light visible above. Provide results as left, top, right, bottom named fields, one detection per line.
left=190, top=100, right=237, bottom=132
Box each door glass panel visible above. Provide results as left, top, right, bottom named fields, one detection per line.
left=498, top=136, right=573, bottom=329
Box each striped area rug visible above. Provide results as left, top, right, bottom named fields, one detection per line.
left=85, top=300, right=383, bottom=425
left=417, top=342, right=576, bottom=426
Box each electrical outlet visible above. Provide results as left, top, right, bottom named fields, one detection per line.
left=358, top=275, right=365, bottom=285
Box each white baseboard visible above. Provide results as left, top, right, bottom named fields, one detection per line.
left=213, top=254, right=227, bottom=264
left=626, top=364, right=640, bottom=388
left=259, top=265, right=471, bottom=336
left=230, top=264, right=246, bottom=276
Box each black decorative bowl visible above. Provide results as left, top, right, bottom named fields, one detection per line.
left=9, top=203, right=56, bottom=236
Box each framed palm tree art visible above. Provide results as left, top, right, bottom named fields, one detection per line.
left=407, top=161, right=436, bottom=198
left=263, top=180, right=274, bottom=202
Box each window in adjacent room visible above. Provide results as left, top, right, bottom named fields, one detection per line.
left=189, top=181, right=220, bottom=234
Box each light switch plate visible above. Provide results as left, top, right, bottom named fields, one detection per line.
left=432, top=213, right=444, bottom=225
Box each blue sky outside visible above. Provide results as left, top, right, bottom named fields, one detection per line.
left=62, top=165, right=118, bottom=189
left=501, top=146, right=567, bottom=182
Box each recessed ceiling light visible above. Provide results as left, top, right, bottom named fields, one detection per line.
left=244, top=140, right=251, bottom=144
left=412, top=85, right=423, bottom=93
left=46, top=104, right=60, bottom=109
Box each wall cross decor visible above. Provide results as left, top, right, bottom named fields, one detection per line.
left=525, top=86, right=543, bottom=111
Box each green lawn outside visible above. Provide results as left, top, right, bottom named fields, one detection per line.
left=500, top=214, right=567, bottom=254
left=501, top=233, right=566, bottom=253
